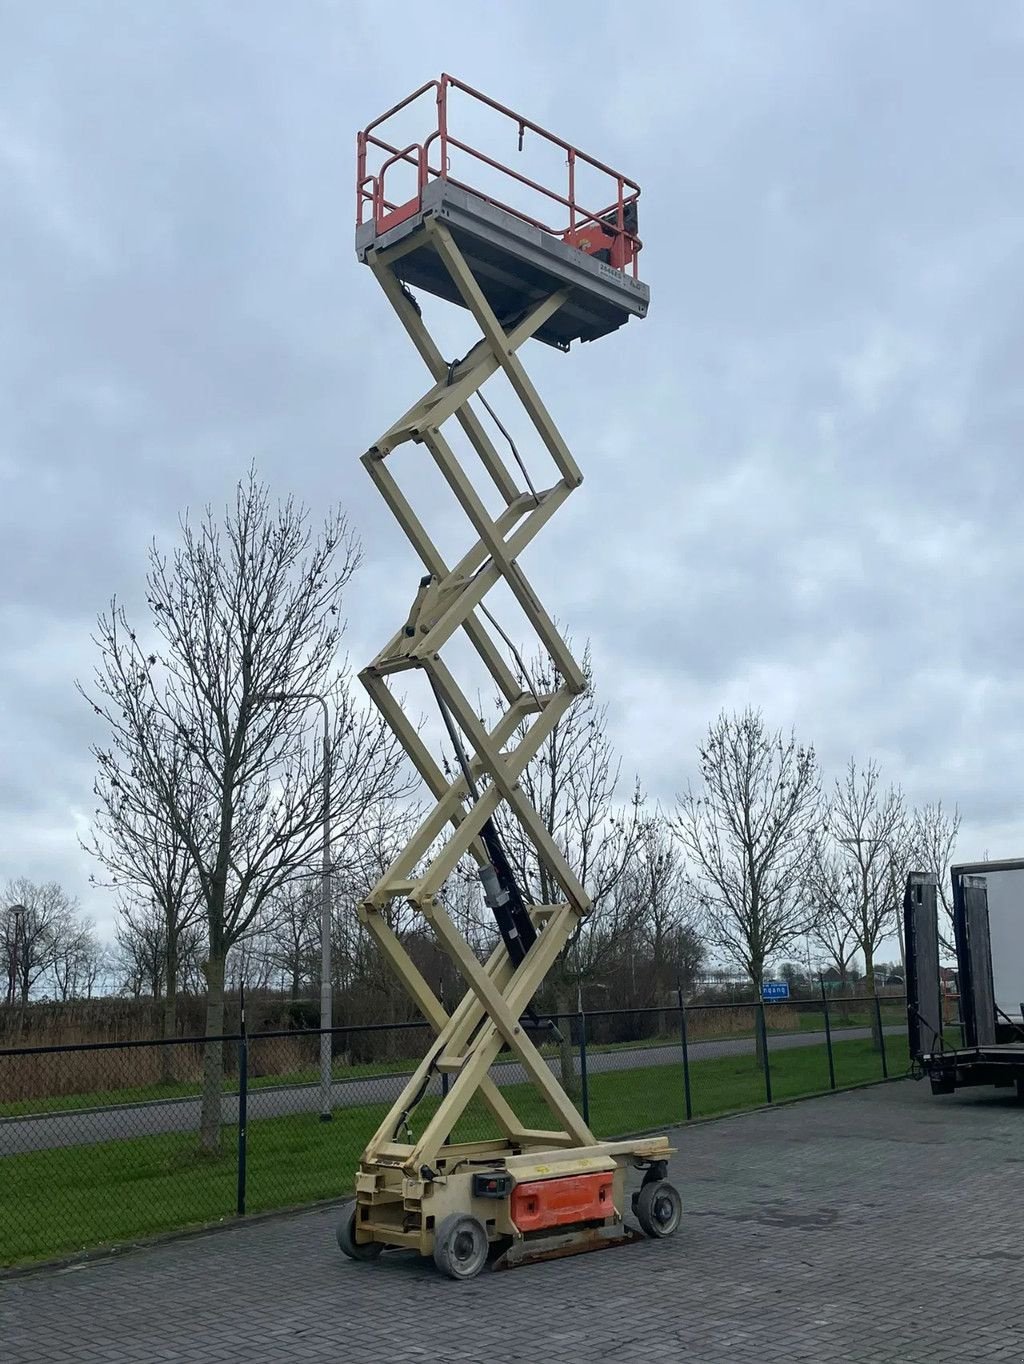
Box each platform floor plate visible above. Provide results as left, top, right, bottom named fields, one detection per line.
left=357, top=180, right=650, bottom=347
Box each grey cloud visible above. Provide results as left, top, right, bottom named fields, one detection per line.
left=2, top=1, right=1024, bottom=943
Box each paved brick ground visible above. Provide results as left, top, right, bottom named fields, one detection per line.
left=2, top=1080, right=1022, bottom=1363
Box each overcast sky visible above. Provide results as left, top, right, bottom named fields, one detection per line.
left=2, top=1, right=1023, bottom=944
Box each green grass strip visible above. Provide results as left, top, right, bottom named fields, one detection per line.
left=0, top=1035, right=908, bottom=1267
left=0, top=1013, right=909, bottom=1118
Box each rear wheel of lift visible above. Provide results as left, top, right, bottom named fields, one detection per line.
left=635, top=1180, right=682, bottom=1238
left=336, top=1201, right=383, bottom=1260
left=433, top=1213, right=490, bottom=1280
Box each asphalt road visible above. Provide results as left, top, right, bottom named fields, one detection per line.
left=0, top=1026, right=899, bottom=1155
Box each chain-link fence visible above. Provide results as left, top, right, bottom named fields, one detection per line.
left=0, top=994, right=910, bottom=1269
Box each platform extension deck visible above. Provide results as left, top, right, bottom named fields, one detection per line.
left=357, top=179, right=649, bottom=348
left=357, top=74, right=650, bottom=349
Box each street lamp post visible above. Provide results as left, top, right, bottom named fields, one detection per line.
left=5, top=904, right=27, bottom=1010
left=256, top=691, right=334, bottom=1122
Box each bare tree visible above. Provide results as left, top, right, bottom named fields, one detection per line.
left=806, top=842, right=861, bottom=986
left=114, top=894, right=205, bottom=1025
left=227, top=937, right=277, bottom=994
left=878, top=813, right=917, bottom=977
left=911, top=801, right=961, bottom=951
left=50, top=916, right=102, bottom=1002
left=626, top=821, right=704, bottom=1006
left=332, top=803, right=425, bottom=993
left=258, top=878, right=319, bottom=1001
left=82, top=473, right=409, bottom=1151
left=673, top=708, right=821, bottom=1059
left=330, top=804, right=451, bottom=1030
left=828, top=759, right=906, bottom=1044
left=2, top=879, right=84, bottom=1011
left=495, top=645, right=651, bottom=1093
left=114, top=898, right=166, bottom=999
left=87, top=743, right=204, bottom=1068
left=437, top=860, right=495, bottom=961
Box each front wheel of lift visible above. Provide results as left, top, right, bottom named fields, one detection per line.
left=336, top=1201, right=383, bottom=1261
left=635, top=1180, right=682, bottom=1238
left=432, top=1213, right=490, bottom=1280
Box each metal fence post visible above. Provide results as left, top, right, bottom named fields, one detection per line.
left=441, top=1068, right=453, bottom=1146
left=236, top=987, right=248, bottom=1218
left=819, top=976, right=836, bottom=1090
left=875, top=994, right=889, bottom=1079
left=438, top=983, right=453, bottom=1145
left=677, top=985, right=693, bottom=1121
left=757, top=1001, right=773, bottom=1104
left=577, top=1009, right=590, bottom=1127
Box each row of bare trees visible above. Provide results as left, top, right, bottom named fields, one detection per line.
left=3, top=470, right=961, bottom=1144
left=102, top=708, right=958, bottom=1027
left=10, top=708, right=955, bottom=1034
left=80, top=472, right=411, bottom=1148
left=2, top=879, right=104, bottom=1017
left=672, top=709, right=961, bottom=1052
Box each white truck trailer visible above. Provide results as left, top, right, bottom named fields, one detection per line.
left=905, top=860, right=1024, bottom=1099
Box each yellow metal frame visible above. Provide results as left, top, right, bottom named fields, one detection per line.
left=354, top=218, right=670, bottom=1254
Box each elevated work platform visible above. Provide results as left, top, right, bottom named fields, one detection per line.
left=356, top=74, right=650, bottom=347
left=342, top=75, right=677, bottom=1281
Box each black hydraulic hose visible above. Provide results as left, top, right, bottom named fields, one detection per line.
left=426, top=673, right=536, bottom=963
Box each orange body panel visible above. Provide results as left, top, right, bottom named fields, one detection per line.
left=561, top=223, right=616, bottom=256
left=511, top=1173, right=614, bottom=1233
left=562, top=223, right=637, bottom=272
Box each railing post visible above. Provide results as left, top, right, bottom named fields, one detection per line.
left=820, top=976, right=836, bottom=1091
left=236, top=987, right=248, bottom=1218
left=875, top=995, right=889, bottom=1079
left=677, top=983, right=693, bottom=1121
left=757, top=1001, right=773, bottom=1105
left=437, top=75, right=448, bottom=174
left=577, top=1009, right=590, bottom=1128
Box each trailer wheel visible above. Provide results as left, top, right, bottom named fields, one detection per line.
left=635, top=1180, right=682, bottom=1238
left=432, top=1213, right=489, bottom=1280
left=336, top=1201, right=383, bottom=1261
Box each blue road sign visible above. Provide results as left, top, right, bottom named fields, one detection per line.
left=762, top=981, right=790, bottom=1001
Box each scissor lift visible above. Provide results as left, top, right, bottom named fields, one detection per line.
left=339, top=75, right=680, bottom=1280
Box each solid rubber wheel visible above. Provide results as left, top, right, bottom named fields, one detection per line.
left=336, top=1201, right=383, bottom=1261
left=432, top=1213, right=490, bottom=1280
left=635, top=1180, right=682, bottom=1238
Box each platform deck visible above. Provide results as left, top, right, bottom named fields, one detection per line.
left=356, top=179, right=650, bottom=348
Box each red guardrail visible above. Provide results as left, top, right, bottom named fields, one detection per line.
left=356, top=74, right=643, bottom=277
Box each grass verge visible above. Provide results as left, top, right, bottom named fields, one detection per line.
left=0, top=1055, right=423, bottom=1119
left=0, top=1014, right=908, bottom=1118
left=0, top=1035, right=908, bottom=1267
